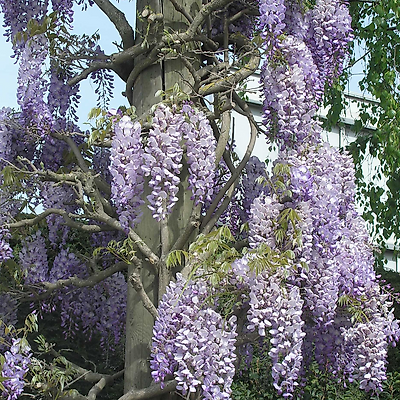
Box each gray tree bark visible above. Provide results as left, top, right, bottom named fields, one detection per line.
left=124, top=0, right=201, bottom=395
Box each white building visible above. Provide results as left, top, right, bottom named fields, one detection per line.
left=232, top=72, right=400, bottom=271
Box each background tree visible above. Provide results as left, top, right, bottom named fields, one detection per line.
left=325, top=0, right=400, bottom=251
left=0, top=1, right=399, bottom=400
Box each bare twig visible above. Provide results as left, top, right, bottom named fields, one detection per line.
left=128, top=271, right=159, bottom=319
left=200, top=91, right=258, bottom=233
left=169, top=0, right=194, bottom=23
left=68, top=62, right=113, bottom=86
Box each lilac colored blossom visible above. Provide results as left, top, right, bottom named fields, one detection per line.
left=17, top=35, right=53, bottom=135
left=151, top=273, right=237, bottom=399
left=1, top=338, right=32, bottom=400
left=306, top=0, right=353, bottom=88
left=142, top=105, right=184, bottom=221
left=247, top=272, right=305, bottom=396
left=110, top=115, right=145, bottom=231
left=0, top=227, right=13, bottom=263
left=258, top=0, right=286, bottom=50
left=284, top=1, right=309, bottom=41
left=248, top=194, right=283, bottom=249
left=261, top=37, right=322, bottom=148
left=181, top=103, right=216, bottom=205
left=51, top=0, right=74, bottom=25
left=19, top=230, right=49, bottom=284
left=0, top=0, right=48, bottom=53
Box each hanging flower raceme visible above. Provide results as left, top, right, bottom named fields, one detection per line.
left=181, top=103, right=216, bottom=205
left=258, top=0, right=352, bottom=150
left=17, top=35, right=53, bottom=136
left=109, top=115, right=145, bottom=232
left=150, top=273, right=237, bottom=399
left=110, top=104, right=217, bottom=226
left=306, top=0, right=353, bottom=88
left=1, top=339, right=32, bottom=400
left=142, top=105, right=185, bottom=221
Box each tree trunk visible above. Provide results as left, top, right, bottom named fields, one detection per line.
left=124, top=0, right=200, bottom=395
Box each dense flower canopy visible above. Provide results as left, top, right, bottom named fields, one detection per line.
left=0, top=0, right=398, bottom=400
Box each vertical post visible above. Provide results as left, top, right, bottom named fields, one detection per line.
left=124, top=0, right=200, bottom=394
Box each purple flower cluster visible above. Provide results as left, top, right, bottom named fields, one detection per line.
left=1, top=339, right=32, bottom=400
left=151, top=273, right=237, bottom=399
left=40, top=181, right=76, bottom=246
left=261, top=37, right=322, bottom=148
left=51, top=0, right=74, bottom=25
left=258, top=0, right=352, bottom=148
left=17, top=35, right=53, bottom=136
left=248, top=194, right=282, bottom=249
left=109, top=104, right=217, bottom=226
left=258, top=0, right=286, bottom=50
left=244, top=140, right=400, bottom=393
left=19, top=230, right=49, bottom=284
left=181, top=103, right=216, bottom=205
left=0, top=0, right=48, bottom=51
left=247, top=272, right=305, bottom=395
left=142, top=105, right=184, bottom=221
left=109, top=115, right=145, bottom=232
left=307, top=0, right=354, bottom=87
left=46, top=248, right=126, bottom=350
left=0, top=227, right=13, bottom=263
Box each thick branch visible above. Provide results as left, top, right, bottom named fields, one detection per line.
left=128, top=229, right=160, bottom=268
left=68, top=62, right=113, bottom=86
left=186, top=0, right=233, bottom=37
left=23, top=262, right=128, bottom=301
left=93, top=0, right=135, bottom=49
left=118, top=380, right=178, bottom=400
left=169, top=0, right=194, bottom=23
left=8, top=208, right=108, bottom=233
left=87, top=370, right=124, bottom=400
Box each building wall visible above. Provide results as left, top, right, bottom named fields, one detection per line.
left=232, top=76, right=399, bottom=271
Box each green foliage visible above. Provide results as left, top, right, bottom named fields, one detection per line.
left=184, top=226, right=240, bottom=285
left=325, top=0, right=400, bottom=248
left=93, top=236, right=136, bottom=264
left=30, top=347, right=77, bottom=399
left=86, top=106, right=136, bottom=146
